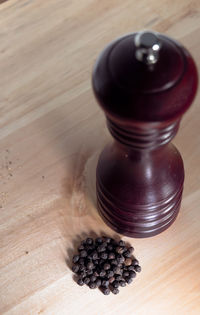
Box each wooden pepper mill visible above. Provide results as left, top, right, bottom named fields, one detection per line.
left=92, top=31, right=198, bottom=238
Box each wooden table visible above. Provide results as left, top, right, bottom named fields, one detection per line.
left=0, top=1, right=200, bottom=314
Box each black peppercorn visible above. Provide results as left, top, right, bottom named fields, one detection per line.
left=87, top=269, right=93, bottom=275
left=127, top=265, right=135, bottom=271
left=101, top=279, right=109, bottom=287
left=101, top=287, right=110, bottom=295
left=112, top=280, right=119, bottom=288
left=113, top=266, right=122, bottom=275
left=77, top=279, right=84, bottom=286
left=119, top=280, right=126, bottom=287
left=86, top=245, right=95, bottom=252
left=78, top=245, right=85, bottom=251
left=111, top=259, right=118, bottom=266
left=83, top=277, right=90, bottom=285
left=129, top=271, right=136, bottom=278
left=97, top=245, right=106, bottom=253
left=79, top=265, right=85, bottom=272
left=99, top=270, right=106, bottom=277
left=128, top=246, right=134, bottom=253
left=93, top=271, right=99, bottom=277
left=103, top=263, right=110, bottom=270
left=109, top=276, right=115, bottom=284
left=86, top=238, right=93, bottom=245
left=116, top=246, right=124, bottom=255
left=87, top=262, right=94, bottom=270
left=79, top=271, right=86, bottom=278
left=80, top=250, right=87, bottom=258
left=123, top=271, right=129, bottom=278
left=108, top=252, right=115, bottom=260
left=89, top=282, right=97, bottom=289
left=115, top=275, right=122, bottom=281
left=78, top=258, right=85, bottom=265
left=90, top=275, right=97, bottom=282
left=111, top=288, right=119, bottom=295
left=103, top=236, right=111, bottom=243
left=125, top=277, right=133, bottom=284
left=117, top=255, right=125, bottom=264
left=119, top=240, right=125, bottom=247
left=72, top=264, right=79, bottom=273
left=72, top=255, right=80, bottom=263
left=124, top=258, right=132, bottom=266
left=107, top=245, right=113, bottom=251
left=95, top=279, right=101, bottom=287
left=91, top=251, right=98, bottom=260
left=132, top=259, right=139, bottom=266
left=134, top=265, right=141, bottom=272
left=95, top=266, right=101, bottom=273
left=123, top=250, right=131, bottom=258
left=95, top=237, right=103, bottom=244
left=106, top=270, right=114, bottom=278
left=100, top=252, right=108, bottom=259
left=87, top=255, right=93, bottom=261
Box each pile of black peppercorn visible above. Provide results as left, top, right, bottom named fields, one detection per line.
left=72, top=236, right=141, bottom=295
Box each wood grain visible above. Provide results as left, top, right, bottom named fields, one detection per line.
left=0, top=0, right=200, bottom=314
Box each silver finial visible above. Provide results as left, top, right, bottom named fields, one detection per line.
left=135, top=31, right=161, bottom=65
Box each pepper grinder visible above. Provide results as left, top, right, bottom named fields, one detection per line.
left=92, top=31, right=198, bottom=238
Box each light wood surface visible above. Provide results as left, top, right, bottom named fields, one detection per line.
left=0, top=1, right=200, bottom=314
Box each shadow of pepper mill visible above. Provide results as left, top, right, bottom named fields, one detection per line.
left=92, top=31, right=198, bottom=238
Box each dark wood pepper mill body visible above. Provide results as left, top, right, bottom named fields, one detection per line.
left=92, top=32, right=198, bottom=238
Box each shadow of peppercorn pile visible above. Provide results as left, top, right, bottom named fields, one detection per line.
left=62, top=148, right=94, bottom=218
left=67, top=233, right=141, bottom=295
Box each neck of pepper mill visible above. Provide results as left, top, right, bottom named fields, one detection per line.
left=106, top=117, right=180, bottom=151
